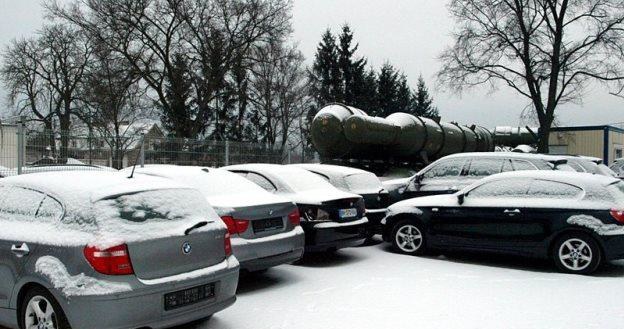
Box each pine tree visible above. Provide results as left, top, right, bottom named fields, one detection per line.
left=375, top=63, right=399, bottom=117
left=412, top=75, right=439, bottom=119
left=338, top=25, right=367, bottom=105
left=309, top=29, right=341, bottom=107
left=162, top=53, right=193, bottom=138
left=395, top=74, right=415, bottom=113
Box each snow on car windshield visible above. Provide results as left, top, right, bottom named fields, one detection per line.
left=276, top=168, right=336, bottom=191
left=193, top=170, right=269, bottom=196
left=345, top=173, right=381, bottom=192
left=96, top=188, right=211, bottom=223
left=91, top=188, right=221, bottom=249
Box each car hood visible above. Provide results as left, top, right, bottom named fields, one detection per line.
left=283, top=188, right=361, bottom=205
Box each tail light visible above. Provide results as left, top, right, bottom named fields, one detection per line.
left=84, top=244, right=134, bottom=275
left=610, top=208, right=624, bottom=224
left=224, top=232, right=232, bottom=256
left=288, top=208, right=301, bottom=226
left=221, top=216, right=250, bottom=234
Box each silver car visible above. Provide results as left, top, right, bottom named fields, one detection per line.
left=126, top=165, right=305, bottom=272
left=223, top=164, right=369, bottom=253
left=0, top=171, right=239, bottom=329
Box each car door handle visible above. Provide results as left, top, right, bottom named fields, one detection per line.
left=504, top=209, right=521, bottom=214
left=11, top=243, right=30, bottom=258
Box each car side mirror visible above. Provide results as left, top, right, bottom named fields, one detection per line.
left=457, top=193, right=465, bottom=205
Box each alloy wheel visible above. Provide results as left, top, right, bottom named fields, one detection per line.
left=558, top=238, right=593, bottom=272
left=24, top=296, right=57, bottom=329
left=395, top=224, right=423, bottom=253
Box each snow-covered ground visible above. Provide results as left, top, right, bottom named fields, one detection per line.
left=181, top=238, right=624, bottom=329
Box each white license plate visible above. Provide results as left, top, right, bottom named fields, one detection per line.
left=339, top=208, right=357, bottom=218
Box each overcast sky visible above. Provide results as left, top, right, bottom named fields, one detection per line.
left=1, top=0, right=622, bottom=127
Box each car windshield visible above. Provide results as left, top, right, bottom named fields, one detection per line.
left=275, top=168, right=336, bottom=191
left=596, top=164, right=617, bottom=177
left=191, top=170, right=269, bottom=196
left=344, top=173, right=381, bottom=192
left=607, top=181, right=624, bottom=206
left=96, top=188, right=212, bottom=223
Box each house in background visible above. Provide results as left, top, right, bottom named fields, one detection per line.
left=549, top=125, right=624, bottom=165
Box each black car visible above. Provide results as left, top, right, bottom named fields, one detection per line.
left=292, top=163, right=389, bottom=238
left=382, top=171, right=624, bottom=274
left=382, top=152, right=567, bottom=203
left=223, top=164, right=369, bottom=253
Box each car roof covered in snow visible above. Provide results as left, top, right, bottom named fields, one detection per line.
left=0, top=170, right=190, bottom=203
left=473, top=170, right=620, bottom=188
left=291, top=163, right=375, bottom=177
left=122, top=164, right=292, bottom=208
left=443, top=152, right=567, bottom=161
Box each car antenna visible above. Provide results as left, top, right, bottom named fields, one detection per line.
left=128, top=136, right=145, bottom=179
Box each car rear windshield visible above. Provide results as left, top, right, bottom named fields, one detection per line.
left=607, top=181, right=624, bottom=206
left=96, top=188, right=212, bottom=223
left=276, top=169, right=336, bottom=191
left=344, top=173, right=381, bottom=192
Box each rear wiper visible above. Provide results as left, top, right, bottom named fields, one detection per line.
left=185, top=221, right=208, bottom=235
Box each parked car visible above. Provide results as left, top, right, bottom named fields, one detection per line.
left=0, top=171, right=239, bottom=329
left=611, top=159, right=624, bottom=177
left=382, top=170, right=624, bottom=274
left=0, top=164, right=117, bottom=177
left=124, top=165, right=305, bottom=272
left=554, top=155, right=617, bottom=177
left=292, top=163, right=389, bottom=238
left=223, top=164, right=369, bottom=252
left=383, top=152, right=567, bottom=203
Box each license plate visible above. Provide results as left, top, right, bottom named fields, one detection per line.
left=164, top=283, right=215, bottom=311
left=339, top=208, right=358, bottom=219
left=252, top=217, right=284, bottom=233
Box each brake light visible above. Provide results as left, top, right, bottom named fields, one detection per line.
left=220, top=216, right=250, bottom=234
left=224, top=232, right=232, bottom=256
left=610, top=208, right=624, bottom=224
left=288, top=208, right=301, bottom=226
left=84, top=244, right=134, bottom=275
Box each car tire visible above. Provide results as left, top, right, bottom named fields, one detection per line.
left=551, top=232, right=602, bottom=275
left=391, top=219, right=427, bottom=255
left=19, top=286, right=71, bottom=329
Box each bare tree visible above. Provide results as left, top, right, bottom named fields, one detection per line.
left=248, top=40, right=309, bottom=154
left=1, top=38, right=58, bottom=154
left=438, top=0, right=624, bottom=152
left=83, top=46, right=151, bottom=169
left=47, top=0, right=293, bottom=139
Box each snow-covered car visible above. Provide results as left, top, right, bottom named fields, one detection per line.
left=0, top=171, right=239, bottom=329
left=223, top=164, right=369, bottom=253
left=610, top=160, right=624, bottom=178
left=292, top=163, right=389, bottom=238
left=382, top=152, right=566, bottom=204
left=125, top=165, right=305, bottom=272
left=382, top=170, right=624, bottom=274
left=555, top=155, right=617, bottom=177
left=0, top=164, right=117, bottom=177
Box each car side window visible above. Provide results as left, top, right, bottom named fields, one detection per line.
left=467, top=178, right=530, bottom=198
left=0, top=186, right=46, bottom=221
left=512, top=160, right=538, bottom=171
left=466, top=158, right=503, bottom=177
left=245, top=172, right=278, bottom=192
left=37, top=196, right=64, bottom=221
left=527, top=180, right=583, bottom=199
left=422, top=159, right=466, bottom=180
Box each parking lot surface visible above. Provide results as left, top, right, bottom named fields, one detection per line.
left=173, top=238, right=624, bottom=329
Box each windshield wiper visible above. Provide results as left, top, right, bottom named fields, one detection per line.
left=185, top=221, right=208, bottom=235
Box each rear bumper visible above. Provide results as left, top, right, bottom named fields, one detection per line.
left=59, top=257, right=239, bottom=329
left=302, top=217, right=369, bottom=252
left=365, top=208, right=387, bottom=234
left=232, top=226, right=305, bottom=271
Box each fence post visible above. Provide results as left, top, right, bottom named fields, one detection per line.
left=287, top=145, right=292, bottom=164
left=140, top=134, right=145, bottom=168
left=224, top=140, right=230, bottom=166
left=16, top=116, right=25, bottom=175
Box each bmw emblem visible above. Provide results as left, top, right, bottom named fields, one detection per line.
left=269, top=209, right=274, bottom=216
left=182, top=242, right=192, bottom=255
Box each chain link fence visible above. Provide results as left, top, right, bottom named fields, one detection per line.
left=0, top=119, right=318, bottom=177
